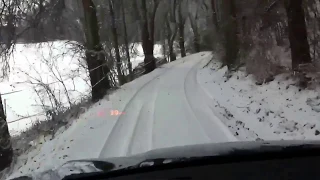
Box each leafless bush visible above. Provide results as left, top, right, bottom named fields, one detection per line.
left=3, top=40, right=96, bottom=158
left=231, top=0, right=290, bottom=83
left=239, top=0, right=320, bottom=87
left=10, top=96, right=91, bottom=157
left=289, top=62, right=320, bottom=90
left=304, top=0, right=320, bottom=63
left=246, top=48, right=288, bottom=84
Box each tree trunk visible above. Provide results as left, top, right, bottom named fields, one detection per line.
left=121, top=0, right=133, bottom=81
left=211, top=0, right=220, bottom=31
left=108, top=0, right=125, bottom=85
left=222, top=0, right=239, bottom=69
left=274, top=23, right=284, bottom=46
left=166, top=19, right=177, bottom=62
left=178, top=2, right=186, bottom=57
left=192, top=26, right=201, bottom=53
left=284, top=0, right=311, bottom=70
left=0, top=94, right=12, bottom=171
left=150, top=1, right=159, bottom=47
left=169, top=43, right=176, bottom=61
left=189, top=14, right=201, bottom=53
left=193, top=32, right=201, bottom=53
left=163, top=41, right=167, bottom=61
left=167, top=0, right=178, bottom=62
left=162, top=32, right=168, bottom=61
left=82, top=0, right=111, bottom=102
left=141, top=0, right=156, bottom=74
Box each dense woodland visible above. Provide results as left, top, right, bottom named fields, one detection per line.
left=1, top=0, right=320, bottom=172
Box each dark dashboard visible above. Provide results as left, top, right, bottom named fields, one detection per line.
left=64, top=143, right=320, bottom=180
left=110, top=157, right=317, bottom=180
left=11, top=141, right=320, bottom=180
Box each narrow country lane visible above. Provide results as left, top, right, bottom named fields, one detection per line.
left=7, top=52, right=238, bottom=179
left=99, top=52, right=237, bottom=158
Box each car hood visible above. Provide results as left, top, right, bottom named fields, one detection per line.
left=8, top=140, right=320, bottom=180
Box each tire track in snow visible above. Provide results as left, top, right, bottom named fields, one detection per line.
left=126, top=83, right=159, bottom=156
left=99, top=75, right=165, bottom=158
left=182, top=55, right=212, bottom=141
left=184, top=55, right=238, bottom=142
left=150, top=86, right=159, bottom=151
left=125, top=76, right=161, bottom=156
left=99, top=60, right=185, bottom=158
left=152, top=53, right=216, bottom=149
left=126, top=65, right=179, bottom=156
left=125, top=103, right=146, bottom=156
left=99, top=102, right=144, bottom=157
left=110, top=57, right=187, bottom=118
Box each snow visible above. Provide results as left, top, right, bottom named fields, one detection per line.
left=1, top=41, right=163, bottom=135
left=6, top=51, right=320, bottom=179
left=198, top=55, right=320, bottom=141
left=1, top=41, right=89, bottom=135
left=7, top=52, right=236, bottom=179
left=98, top=52, right=237, bottom=158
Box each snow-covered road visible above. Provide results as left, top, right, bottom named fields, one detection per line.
left=8, top=52, right=237, bottom=179
left=99, top=52, right=236, bottom=158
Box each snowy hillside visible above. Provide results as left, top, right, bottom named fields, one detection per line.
left=5, top=52, right=320, bottom=179
left=198, top=57, right=320, bottom=141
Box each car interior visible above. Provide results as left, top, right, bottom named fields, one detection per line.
left=63, top=146, right=319, bottom=180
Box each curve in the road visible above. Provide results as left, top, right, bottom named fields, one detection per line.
left=99, top=53, right=237, bottom=158
left=182, top=54, right=215, bottom=141
left=185, top=55, right=238, bottom=142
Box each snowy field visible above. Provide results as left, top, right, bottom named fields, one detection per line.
left=4, top=51, right=320, bottom=179
left=0, top=41, right=163, bottom=135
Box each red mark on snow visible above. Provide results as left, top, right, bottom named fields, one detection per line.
left=97, top=111, right=106, bottom=117
left=110, top=110, right=125, bottom=116
left=97, top=110, right=125, bottom=117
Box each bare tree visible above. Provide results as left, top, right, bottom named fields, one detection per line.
left=108, top=0, right=125, bottom=85
left=0, top=0, right=19, bottom=171
left=135, top=0, right=161, bottom=74
left=82, top=0, right=111, bottom=102
left=0, top=93, right=13, bottom=171
left=121, top=0, right=133, bottom=81
left=189, top=6, right=201, bottom=53
left=177, top=0, right=187, bottom=57
left=221, top=0, right=239, bottom=69
left=211, top=0, right=220, bottom=31
left=284, top=0, right=311, bottom=70
left=165, top=0, right=178, bottom=62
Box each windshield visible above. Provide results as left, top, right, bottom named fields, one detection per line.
left=0, top=0, right=319, bottom=179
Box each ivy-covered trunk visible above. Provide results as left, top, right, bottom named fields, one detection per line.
left=82, top=0, right=111, bottom=102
